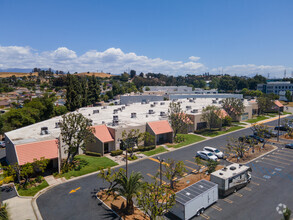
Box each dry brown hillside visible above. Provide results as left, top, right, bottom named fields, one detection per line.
left=0, top=72, right=38, bottom=78
left=76, top=72, right=112, bottom=78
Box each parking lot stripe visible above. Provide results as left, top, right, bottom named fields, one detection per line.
left=243, top=187, right=252, bottom=191
left=251, top=175, right=266, bottom=181
left=263, top=157, right=290, bottom=166
left=185, top=160, right=198, bottom=166
left=147, top=173, right=167, bottom=185
left=256, top=160, right=285, bottom=169
left=200, top=213, right=210, bottom=219
left=269, top=155, right=292, bottom=163
left=274, top=152, right=293, bottom=158
left=184, top=165, right=195, bottom=171
left=223, top=198, right=233, bottom=204
left=250, top=181, right=260, bottom=186
left=234, top=192, right=243, bottom=197
left=211, top=205, right=222, bottom=211
left=281, top=149, right=293, bottom=154
left=148, top=157, right=169, bottom=166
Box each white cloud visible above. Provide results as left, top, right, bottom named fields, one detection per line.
left=189, top=56, right=200, bottom=62
left=0, top=45, right=291, bottom=77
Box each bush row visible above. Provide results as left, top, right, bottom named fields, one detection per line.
left=110, top=149, right=123, bottom=156
left=85, top=151, right=101, bottom=157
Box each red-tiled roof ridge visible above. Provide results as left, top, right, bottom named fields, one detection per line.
left=92, top=124, right=114, bottom=143
left=15, top=139, right=58, bottom=165
left=147, top=120, right=173, bottom=135
left=274, top=100, right=284, bottom=108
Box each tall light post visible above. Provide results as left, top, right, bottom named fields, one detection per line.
left=157, top=156, right=164, bottom=185
left=120, top=137, right=137, bottom=178
left=277, top=106, right=281, bottom=142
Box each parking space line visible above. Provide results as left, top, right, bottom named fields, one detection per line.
left=185, top=160, right=198, bottom=166
left=251, top=175, right=266, bottom=181
left=148, top=157, right=169, bottom=166
left=234, top=192, right=243, bottom=197
left=250, top=181, right=260, bottom=186
left=243, top=187, right=252, bottom=191
left=223, top=198, right=233, bottom=204
left=269, top=155, right=292, bottom=163
left=211, top=205, right=222, bottom=211
left=256, top=160, right=285, bottom=169
left=274, top=152, right=293, bottom=158
left=183, top=172, right=188, bottom=177
left=263, top=157, right=290, bottom=166
left=184, top=165, right=195, bottom=171
left=280, top=149, right=293, bottom=154
left=200, top=213, right=210, bottom=219
left=147, top=173, right=167, bottom=184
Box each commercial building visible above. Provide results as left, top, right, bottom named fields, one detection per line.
left=4, top=97, right=257, bottom=166
left=257, top=81, right=293, bottom=100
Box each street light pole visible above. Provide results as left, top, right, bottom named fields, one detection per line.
left=125, top=141, right=128, bottom=178
left=157, top=157, right=164, bottom=185
left=277, top=106, right=281, bottom=142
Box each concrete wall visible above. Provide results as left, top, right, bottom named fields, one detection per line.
left=169, top=93, right=243, bottom=100
left=5, top=135, right=18, bottom=165
left=85, top=136, right=104, bottom=155
left=120, top=95, right=164, bottom=105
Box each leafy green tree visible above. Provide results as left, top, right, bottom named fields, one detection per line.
left=256, top=96, right=274, bottom=114
left=162, top=159, right=187, bottom=189
left=206, top=160, right=219, bottom=174
left=227, top=137, right=248, bottom=159
left=54, top=105, right=68, bottom=116
left=283, top=207, right=291, bottom=220
left=130, top=70, right=136, bottom=79
left=65, top=74, right=82, bottom=111
left=60, top=113, right=95, bottom=165
left=110, top=171, right=143, bottom=214
left=168, top=102, right=193, bottom=138
left=201, top=105, right=222, bottom=130
left=32, top=157, right=49, bottom=174
left=221, top=98, right=245, bottom=121
left=98, top=167, right=122, bottom=191
left=285, top=90, right=292, bottom=102
left=138, top=180, right=175, bottom=220
left=251, top=123, right=270, bottom=148
left=20, top=163, right=34, bottom=186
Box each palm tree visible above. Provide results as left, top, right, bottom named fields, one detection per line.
left=111, top=171, right=143, bottom=215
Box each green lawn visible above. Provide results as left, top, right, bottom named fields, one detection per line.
left=61, top=155, right=118, bottom=179
left=245, top=115, right=269, bottom=124
left=282, top=111, right=292, bottom=115
left=196, top=126, right=244, bottom=137
left=17, top=180, right=49, bottom=196
left=142, top=146, right=168, bottom=156
left=167, top=134, right=206, bottom=149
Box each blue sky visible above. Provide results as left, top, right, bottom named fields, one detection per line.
left=0, top=0, right=292, bottom=76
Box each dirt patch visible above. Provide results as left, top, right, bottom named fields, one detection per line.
left=97, top=191, right=148, bottom=220
left=280, top=134, right=293, bottom=140
left=0, top=72, right=38, bottom=78
left=227, top=144, right=275, bottom=164
left=77, top=72, right=112, bottom=78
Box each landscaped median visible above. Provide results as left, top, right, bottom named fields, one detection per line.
left=17, top=179, right=49, bottom=196
left=142, top=146, right=168, bottom=156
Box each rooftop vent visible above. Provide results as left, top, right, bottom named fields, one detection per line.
left=219, top=172, right=223, bottom=175
left=212, top=100, right=217, bottom=104
left=149, top=109, right=155, bottom=114
left=113, top=109, right=118, bottom=114
left=160, top=102, right=165, bottom=105
left=154, top=101, right=158, bottom=104
left=93, top=110, right=99, bottom=114
left=40, top=127, right=49, bottom=135
left=113, top=115, right=118, bottom=121
left=160, top=111, right=166, bottom=116
left=131, top=113, right=137, bottom=118
left=55, top=122, right=60, bottom=128
left=150, top=104, right=155, bottom=107
left=186, top=106, right=191, bottom=109
left=186, top=192, right=191, bottom=196
left=88, top=114, right=91, bottom=116
left=189, top=99, right=194, bottom=102
left=191, top=109, right=198, bottom=113
left=216, top=98, right=219, bottom=100
left=122, top=106, right=125, bottom=110
left=230, top=166, right=236, bottom=171
left=102, top=106, right=107, bottom=109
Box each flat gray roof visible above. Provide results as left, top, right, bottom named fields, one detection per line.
left=211, top=163, right=251, bottom=180
left=175, top=179, right=217, bottom=205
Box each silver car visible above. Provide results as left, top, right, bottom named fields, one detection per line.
left=196, top=150, right=218, bottom=161
left=203, top=146, right=224, bottom=159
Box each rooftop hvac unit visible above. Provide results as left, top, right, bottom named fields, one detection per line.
left=131, top=113, right=137, bottom=118
left=118, top=108, right=122, bottom=111
left=149, top=109, right=154, bottom=114
left=93, top=110, right=99, bottom=114
left=122, top=106, right=125, bottom=110
left=186, top=106, right=191, bottom=109
left=102, top=106, right=107, bottom=109
left=160, top=111, right=166, bottom=116
left=219, top=100, right=222, bottom=104
left=141, top=101, right=146, bottom=104
left=212, top=100, right=217, bottom=104
left=193, top=98, right=196, bottom=100
left=191, top=109, right=199, bottom=113
left=150, top=104, right=155, bottom=107
left=146, top=100, right=150, bottom=104
left=126, top=103, right=130, bottom=106
left=40, top=127, right=49, bottom=135
left=160, top=102, right=165, bottom=105
left=113, top=115, right=118, bottom=121
left=189, top=99, right=194, bottom=102
left=154, top=101, right=158, bottom=104
left=102, top=121, right=105, bottom=124
left=55, top=122, right=60, bottom=128
left=113, top=109, right=118, bottom=114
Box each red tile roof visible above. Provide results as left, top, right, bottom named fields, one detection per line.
left=15, top=139, right=58, bottom=165
left=147, top=120, right=173, bottom=135
left=274, top=100, right=284, bottom=108
left=92, top=125, right=114, bottom=143
left=217, top=109, right=230, bottom=119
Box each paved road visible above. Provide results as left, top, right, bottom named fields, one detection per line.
left=37, top=116, right=293, bottom=220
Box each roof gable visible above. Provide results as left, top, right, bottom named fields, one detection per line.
left=92, top=124, right=114, bottom=143
left=147, top=120, right=173, bottom=135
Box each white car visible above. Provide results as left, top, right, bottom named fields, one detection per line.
left=203, top=146, right=224, bottom=159
left=196, top=150, right=218, bottom=161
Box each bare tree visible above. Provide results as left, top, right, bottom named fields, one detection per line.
left=162, top=159, right=187, bottom=189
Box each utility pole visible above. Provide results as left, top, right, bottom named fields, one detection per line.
left=277, top=106, right=281, bottom=142
left=157, top=156, right=164, bottom=185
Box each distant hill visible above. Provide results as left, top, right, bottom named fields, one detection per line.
left=76, top=72, right=112, bottom=78
left=0, top=72, right=38, bottom=78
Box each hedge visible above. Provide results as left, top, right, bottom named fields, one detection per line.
left=137, top=145, right=156, bottom=152
left=110, top=150, right=123, bottom=156
left=85, top=151, right=101, bottom=157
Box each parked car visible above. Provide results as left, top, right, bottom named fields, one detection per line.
left=203, top=146, right=224, bottom=158
left=249, top=135, right=264, bottom=143
left=238, top=136, right=258, bottom=144
left=253, top=132, right=271, bottom=139
left=269, top=129, right=279, bottom=137
left=274, top=125, right=287, bottom=131
left=196, top=151, right=218, bottom=161
left=285, top=143, right=293, bottom=149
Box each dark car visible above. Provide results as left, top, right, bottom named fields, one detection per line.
left=274, top=126, right=287, bottom=131
left=253, top=132, right=271, bottom=139
left=250, top=135, right=265, bottom=143
left=239, top=135, right=258, bottom=144
left=269, top=130, right=279, bottom=137
left=285, top=143, right=293, bottom=149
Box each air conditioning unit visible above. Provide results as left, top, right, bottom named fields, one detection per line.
left=150, top=104, right=155, bottom=107
left=160, top=102, right=165, bottom=105
left=191, top=109, right=199, bottom=113
left=131, top=113, right=137, bottom=118
left=160, top=111, right=166, bottom=116
left=212, top=100, right=217, bottom=104
left=55, top=122, right=60, bottom=128
left=122, top=106, right=125, bottom=110
left=186, top=106, right=192, bottom=109
left=149, top=109, right=154, bottom=114
left=113, top=109, right=118, bottom=114
left=93, top=110, right=99, bottom=114
left=40, top=127, right=49, bottom=135
left=154, top=102, right=158, bottom=104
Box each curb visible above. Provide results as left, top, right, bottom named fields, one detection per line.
left=96, top=196, right=121, bottom=219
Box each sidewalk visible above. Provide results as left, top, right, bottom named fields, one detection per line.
left=4, top=196, right=36, bottom=220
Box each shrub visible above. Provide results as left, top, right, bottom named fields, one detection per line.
left=174, top=135, right=186, bottom=143
left=127, top=155, right=138, bottom=161
left=206, top=160, right=219, bottom=174
left=137, top=145, right=156, bottom=152
left=0, top=176, right=14, bottom=186
left=85, top=151, right=101, bottom=157
left=110, top=150, right=123, bottom=156
left=36, top=175, right=43, bottom=183
left=222, top=116, right=232, bottom=126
